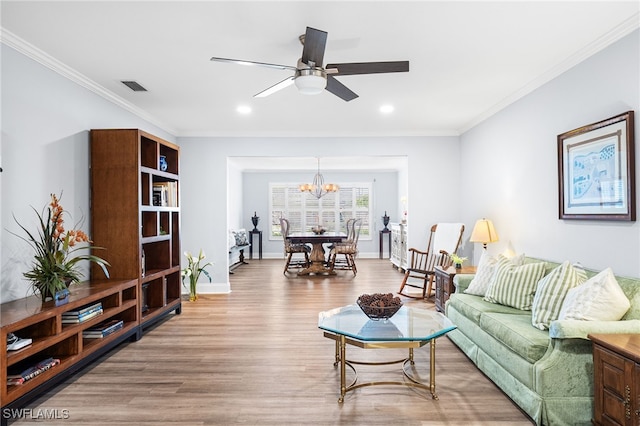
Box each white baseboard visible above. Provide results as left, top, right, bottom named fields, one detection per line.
left=182, top=281, right=231, bottom=295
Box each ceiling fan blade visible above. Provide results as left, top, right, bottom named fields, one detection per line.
left=325, top=75, right=358, bottom=102
left=210, top=57, right=298, bottom=72
left=325, top=61, right=409, bottom=76
left=301, top=27, right=328, bottom=67
left=254, top=76, right=295, bottom=98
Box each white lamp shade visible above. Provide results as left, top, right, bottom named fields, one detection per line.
left=470, top=219, right=499, bottom=245
left=294, top=74, right=326, bottom=95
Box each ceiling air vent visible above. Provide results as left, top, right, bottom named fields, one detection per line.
left=121, top=80, right=147, bottom=92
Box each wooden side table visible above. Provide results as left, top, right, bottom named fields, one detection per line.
left=379, top=229, right=391, bottom=259
left=434, top=265, right=476, bottom=313
left=249, top=230, right=262, bottom=260
left=589, top=333, right=640, bottom=425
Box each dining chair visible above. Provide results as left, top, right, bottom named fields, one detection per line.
left=325, top=218, right=356, bottom=259
left=280, top=218, right=311, bottom=274
left=328, top=218, right=362, bottom=275
left=398, top=223, right=465, bottom=299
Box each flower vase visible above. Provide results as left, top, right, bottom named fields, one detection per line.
left=39, top=287, right=56, bottom=303
left=189, top=279, right=198, bottom=302
left=382, top=211, right=390, bottom=230
left=251, top=212, right=259, bottom=231
left=455, top=263, right=462, bottom=269
left=37, top=278, right=72, bottom=303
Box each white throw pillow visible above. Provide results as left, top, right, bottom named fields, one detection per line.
left=559, top=267, right=630, bottom=321
left=464, top=250, right=498, bottom=296
left=531, top=261, right=587, bottom=330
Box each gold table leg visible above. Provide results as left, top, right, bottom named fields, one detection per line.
left=324, top=332, right=442, bottom=402
left=430, top=338, right=438, bottom=400
left=339, top=335, right=346, bottom=403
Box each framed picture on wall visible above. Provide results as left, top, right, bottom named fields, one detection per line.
left=558, top=110, right=635, bottom=221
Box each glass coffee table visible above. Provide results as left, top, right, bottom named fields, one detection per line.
left=318, top=304, right=456, bottom=403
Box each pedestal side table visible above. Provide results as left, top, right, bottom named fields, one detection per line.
left=379, top=229, right=391, bottom=259
left=249, top=230, right=262, bottom=260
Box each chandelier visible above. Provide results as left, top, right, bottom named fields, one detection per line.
left=299, top=158, right=339, bottom=199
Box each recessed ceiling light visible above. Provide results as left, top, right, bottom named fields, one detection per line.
left=379, top=104, right=394, bottom=114
left=236, top=105, right=252, bottom=114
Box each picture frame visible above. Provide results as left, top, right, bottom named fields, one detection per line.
left=558, top=111, right=635, bottom=221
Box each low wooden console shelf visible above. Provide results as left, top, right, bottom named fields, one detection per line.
left=0, top=279, right=139, bottom=423
left=589, top=333, right=640, bottom=425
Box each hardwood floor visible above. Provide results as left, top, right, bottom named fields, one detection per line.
left=13, top=259, right=533, bottom=425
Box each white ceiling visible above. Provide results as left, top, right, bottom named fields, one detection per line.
left=1, top=1, right=639, bottom=139
left=229, top=155, right=408, bottom=172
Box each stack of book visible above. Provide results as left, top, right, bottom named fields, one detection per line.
left=7, top=357, right=60, bottom=385
left=152, top=181, right=178, bottom=207
left=82, top=319, right=124, bottom=339
left=61, top=302, right=103, bottom=324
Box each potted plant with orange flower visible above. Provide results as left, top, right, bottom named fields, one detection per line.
left=12, top=193, right=110, bottom=302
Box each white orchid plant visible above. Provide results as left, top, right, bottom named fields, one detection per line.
left=181, top=249, right=213, bottom=301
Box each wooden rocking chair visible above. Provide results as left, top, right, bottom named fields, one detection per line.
left=398, top=223, right=465, bottom=299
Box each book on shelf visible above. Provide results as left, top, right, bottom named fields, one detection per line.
left=152, top=181, right=178, bottom=207
left=82, top=319, right=124, bottom=339
left=6, top=333, right=32, bottom=351
left=62, top=307, right=103, bottom=320
left=61, top=308, right=103, bottom=324
left=63, top=301, right=102, bottom=317
left=153, top=183, right=167, bottom=207
left=7, top=357, right=60, bottom=385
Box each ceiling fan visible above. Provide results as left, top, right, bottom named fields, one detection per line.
left=210, top=26, right=409, bottom=102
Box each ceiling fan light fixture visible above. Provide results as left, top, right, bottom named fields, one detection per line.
left=295, top=69, right=327, bottom=95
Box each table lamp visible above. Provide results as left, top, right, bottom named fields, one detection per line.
left=470, top=218, right=499, bottom=250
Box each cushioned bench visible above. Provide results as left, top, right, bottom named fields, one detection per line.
left=228, top=229, right=250, bottom=273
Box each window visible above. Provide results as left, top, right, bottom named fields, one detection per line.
left=270, top=183, right=372, bottom=239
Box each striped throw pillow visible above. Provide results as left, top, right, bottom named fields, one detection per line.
left=464, top=250, right=498, bottom=296
left=531, top=261, right=587, bottom=330
left=484, top=256, right=546, bottom=310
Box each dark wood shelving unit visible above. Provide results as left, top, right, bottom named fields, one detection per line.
left=90, top=129, right=182, bottom=330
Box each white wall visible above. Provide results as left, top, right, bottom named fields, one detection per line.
left=178, top=136, right=460, bottom=292
left=460, top=29, right=640, bottom=277
left=0, top=45, right=174, bottom=302
left=241, top=169, right=399, bottom=258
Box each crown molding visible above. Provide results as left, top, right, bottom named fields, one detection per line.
left=0, top=27, right=176, bottom=136
left=460, top=12, right=640, bottom=135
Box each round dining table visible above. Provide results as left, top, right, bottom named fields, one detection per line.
left=287, top=232, right=346, bottom=275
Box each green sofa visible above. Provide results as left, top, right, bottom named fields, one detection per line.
left=445, top=257, right=640, bottom=426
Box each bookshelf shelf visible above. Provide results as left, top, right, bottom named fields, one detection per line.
left=0, top=280, right=139, bottom=415
left=90, top=129, right=182, bottom=330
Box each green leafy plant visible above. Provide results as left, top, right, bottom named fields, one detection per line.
left=449, top=253, right=467, bottom=267
left=181, top=249, right=213, bottom=301
left=12, top=193, right=110, bottom=301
